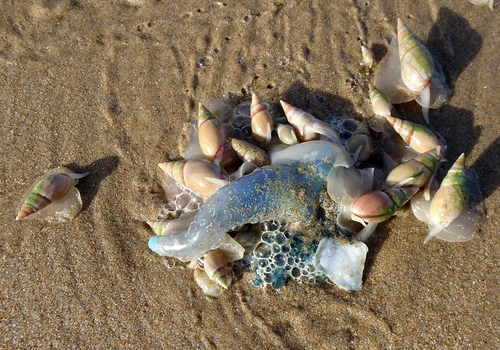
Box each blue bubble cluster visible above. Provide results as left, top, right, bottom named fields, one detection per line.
left=249, top=221, right=326, bottom=289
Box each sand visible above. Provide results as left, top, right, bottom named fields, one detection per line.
left=1, top=0, right=499, bottom=348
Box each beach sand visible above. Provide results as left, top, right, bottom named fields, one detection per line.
left=1, top=0, right=499, bottom=348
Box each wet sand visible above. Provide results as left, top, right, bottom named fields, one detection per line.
left=1, top=1, right=499, bottom=348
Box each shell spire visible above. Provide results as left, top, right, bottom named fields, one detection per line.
left=425, top=153, right=468, bottom=243
left=386, top=116, right=439, bottom=154
left=386, top=147, right=442, bottom=188
left=350, top=187, right=419, bottom=224
left=198, top=103, right=228, bottom=163
left=397, top=19, right=434, bottom=124
left=250, top=93, right=274, bottom=146
left=369, top=84, right=392, bottom=117
left=159, top=160, right=228, bottom=198
left=280, top=100, right=340, bottom=144
left=16, top=169, right=89, bottom=220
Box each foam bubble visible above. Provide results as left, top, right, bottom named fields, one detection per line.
left=244, top=221, right=326, bottom=289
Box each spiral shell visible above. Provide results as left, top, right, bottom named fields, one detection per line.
left=280, top=100, right=340, bottom=143
left=429, top=153, right=468, bottom=227
left=198, top=103, right=227, bottom=163
left=16, top=168, right=89, bottom=221
left=369, top=84, right=392, bottom=118
left=250, top=93, right=274, bottom=146
left=386, top=148, right=442, bottom=188
left=229, top=138, right=271, bottom=167
left=350, top=187, right=419, bottom=223
left=397, top=19, right=434, bottom=94
left=386, top=116, right=439, bottom=154
left=159, top=160, right=227, bottom=198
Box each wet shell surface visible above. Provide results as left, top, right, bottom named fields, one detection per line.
left=369, top=84, right=392, bottom=118
left=397, top=18, right=434, bottom=93
left=361, top=45, right=374, bottom=68
left=198, top=103, right=228, bottom=163
left=429, top=153, right=468, bottom=227
left=159, top=160, right=227, bottom=198
left=277, top=124, right=299, bottom=145
left=350, top=187, right=419, bottom=223
left=346, top=121, right=374, bottom=163
left=386, top=148, right=441, bottom=187
left=250, top=93, right=274, bottom=146
left=16, top=167, right=88, bottom=222
left=280, top=100, right=340, bottom=143
left=203, top=250, right=228, bottom=289
left=386, top=116, right=439, bottom=154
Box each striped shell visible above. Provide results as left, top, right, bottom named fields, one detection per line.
left=397, top=18, right=434, bottom=93
left=16, top=168, right=88, bottom=221
left=386, top=148, right=441, bottom=188
left=350, top=187, right=419, bottom=223
left=159, top=160, right=227, bottom=198
left=429, top=153, right=468, bottom=227
left=280, top=100, right=340, bottom=143
left=386, top=116, right=439, bottom=154
left=198, top=103, right=227, bottom=162
left=250, top=93, right=274, bottom=146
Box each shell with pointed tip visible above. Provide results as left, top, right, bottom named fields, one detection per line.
left=198, top=103, right=227, bottom=162
left=430, top=153, right=468, bottom=227
left=373, top=34, right=451, bottom=112
left=386, top=148, right=441, bottom=187
left=250, top=93, right=274, bottom=146
left=203, top=250, right=228, bottom=289
left=159, top=160, right=227, bottom=198
left=16, top=168, right=89, bottom=221
left=280, top=100, right=340, bottom=144
left=350, top=187, right=419, bottom=223
left=361, top=45, right=374, bottom=68
left=397, top=19, right=434, bottom=93
left=411, top=164, right=481, bottom=243
left=369, top=84, right=392, bottom=117
left=386, top=116, right=439, bottom=153
left=277, top=124, right=298, bottom=145
left=229, top=138, right=271, bottom=167
left=346, top=121, right=374, bottom=163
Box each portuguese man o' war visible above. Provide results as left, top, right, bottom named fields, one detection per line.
left=148, top=87, right=482, bottom=293
left=149, top=141, right=353, bottom=260
left=150, top=139, right=373, bottom=291
left=146, top=19, right=484, bottom=294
